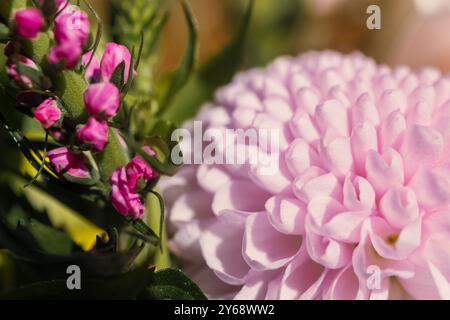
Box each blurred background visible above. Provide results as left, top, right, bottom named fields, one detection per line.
left=95, top=0, right=450, bottom=74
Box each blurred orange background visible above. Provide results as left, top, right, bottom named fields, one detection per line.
left=93, top=0, right=450, bottom=74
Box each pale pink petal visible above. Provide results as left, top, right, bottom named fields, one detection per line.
left=285, top=138, right=319, bottom=176
left=305, top=228, right=353, bottom=269
left=265, top=196, right=306, bottom=235
left=343, top=176, right=375, bottom=211
left=200, top=211, right=250, bottom=285
left=294, top=170, right=342, bottom=203
left=379, top=187, right=419, bottom=229
left=243, top=212, right=302, bottom=270
left=212, top=180, right=270, bottom=215
left=279, top=250, right=332, bottom=300
left=365, top=149, right=404, bottom=196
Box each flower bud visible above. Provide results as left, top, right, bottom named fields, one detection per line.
left=47, top=147, right=90, bottom=178
left=126, top=155, right=157, bottom=190
left=110, top=166, right=145, bottom=219
left=54, top=6, right=90, bottom=46
left=6, top=55, right=40, bottom=89
left=82, top=50, right=100, bottom=83
left=84, top=83, right=120, bottom=119
left=48, top=5, right=89, bottom=69
left=14, top=8, right=43, bottom=39
left=48, top=42, right=82, bottom=69
left=34, top=98, right=61, bottom=129
left=76, top=117, right=108, bottom=152
left=100, top=42, right=133, bottom=83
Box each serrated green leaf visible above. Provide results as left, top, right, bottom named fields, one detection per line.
left=141, top=268, right=207, bottom=300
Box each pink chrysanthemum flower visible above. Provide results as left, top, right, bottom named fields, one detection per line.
left=163, top=51, right=450, bottom=300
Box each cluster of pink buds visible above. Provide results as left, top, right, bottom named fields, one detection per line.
left=75, top=43, right=133, bottom=153
left=49, top=3, right=89, bottom=68
left=110, top=148, right=159, bottom=220
left=1, top=0, right=158, bottom=220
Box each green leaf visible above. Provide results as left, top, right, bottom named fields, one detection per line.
left=141, top=119, right=179, bottom=163
left=199, top=0, right=254, bottom=87
left=21, top=32, right=51, bottom=66
left=53, top=70, right=88, bottom=124
left=0, top=197, right=74, bottom=256
left=16, top=63, right=47, bottom=88
left=0, top=266, right=155, bottom=299
left=94, top=127, right=129, bottom=181
left=141, top=268, right=207, bottom=300
left=111, top=0, right=166, bottom=95
left=61, top=167, right=99, bottom=186
left=126, top=218, right=160, bottom=246
left=15, top=218, right=74, bottom=255
left=160, top=0, right=254, bottom=123
left=0, top=23, right=9, bottom=42
left=156, top=0, right=198, bottom=112
left=110, top=61, right=126, bottom=89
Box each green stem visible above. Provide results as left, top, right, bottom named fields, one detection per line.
left=147, top=189, right=170, bottom=270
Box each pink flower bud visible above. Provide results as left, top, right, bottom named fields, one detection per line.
left=110, top=166, right=145, bottom=219
left=14, top=8, right=44, bottom=39
left=100, top=42, right=133, bottom=83
left=47, top=147, right=90, bottom=178
left=6, top=55, right=40, bottom=89
left=76, top=117, right=108, bottom=152
left=48, top=42, right=82, bottom=69
left=126, top=155, right=157, bottom=190
left=54, top=6, right=90, bottom=46
left=84, top=83, right=120, bottom=119
left=48, top=5, right=89, bottom=69
left=82, top=50, right=100, bottom=82
left=34, top=98, right=61, bottom=129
